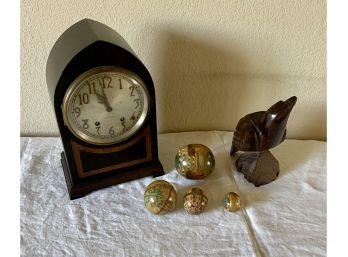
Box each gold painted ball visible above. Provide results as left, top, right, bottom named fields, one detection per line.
left=175, top=144, right=215, bottom=179
left=183, top=188, right=208, bottom=214
left=223, top=192, right=241, bottom=212
left=144, top=180, right=177, bottom=215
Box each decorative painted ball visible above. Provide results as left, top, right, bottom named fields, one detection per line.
left=223, top=192, right=241, bottom=212
left=144, top=180, right=177, bottom=215
left=183, top=188, right=208, bottom=214
left=175, top=144, right=215, bottom=179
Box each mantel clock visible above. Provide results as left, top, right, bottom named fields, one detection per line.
left=46, top=19, right=164, bottom=199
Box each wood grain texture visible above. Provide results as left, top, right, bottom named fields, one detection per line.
left=231, top=96, right=296, bottom=186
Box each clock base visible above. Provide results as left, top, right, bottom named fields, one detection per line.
left=61, top=152, right=164, bottom=200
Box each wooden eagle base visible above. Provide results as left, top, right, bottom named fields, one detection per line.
left=235, top=150, right=279, bottom=187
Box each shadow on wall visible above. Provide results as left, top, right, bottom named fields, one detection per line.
left=153, top=29, right=250, bottom=133
left=149, top=28, right=326, bottom=140
left=289, top=100, right=327, bottom=140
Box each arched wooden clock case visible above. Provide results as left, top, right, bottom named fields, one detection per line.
left=46, top=19, right=164, bottom=199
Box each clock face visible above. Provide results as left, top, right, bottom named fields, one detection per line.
left=62, top=67, right=150, bottom=145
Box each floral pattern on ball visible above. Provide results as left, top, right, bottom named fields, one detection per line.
left=183, top=188, right=208, bottom=214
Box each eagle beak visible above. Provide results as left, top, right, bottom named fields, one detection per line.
left=275, top=96, right=297, bottom=122
left=285, top=96, right=297, bottom=109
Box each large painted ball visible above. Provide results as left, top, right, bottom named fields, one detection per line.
left=175, top=144, right=215, bottom=179
left=144, top=180, right=177, bottom=215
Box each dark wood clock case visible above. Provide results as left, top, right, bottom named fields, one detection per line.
left=46, top=19, right=164, bottom=199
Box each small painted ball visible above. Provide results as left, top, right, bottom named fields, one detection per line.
left=144, top=180, right=177, bottom=215
left=175, top=144, right=215, bottom=179
left=223, top=192, right=241, bottom=212
left=183, top=188, right=208, bottom=214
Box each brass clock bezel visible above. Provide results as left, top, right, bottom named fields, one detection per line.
left=62, top=66, right=150, bottom=145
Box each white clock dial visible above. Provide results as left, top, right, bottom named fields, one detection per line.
left=62, top=67, right=150, bottom=145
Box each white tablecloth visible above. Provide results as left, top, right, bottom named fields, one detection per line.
left=20, top=131, right=326, bottom=256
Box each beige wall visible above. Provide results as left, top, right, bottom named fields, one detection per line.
left=21, top=0, right=326, bottom=140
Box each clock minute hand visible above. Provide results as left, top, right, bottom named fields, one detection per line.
left=96, top=92, right=105, bottom=103
left=99, top=85, right=113, bottom=112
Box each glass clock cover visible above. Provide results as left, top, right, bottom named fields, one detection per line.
left=62, top=67, right=150, bottom=145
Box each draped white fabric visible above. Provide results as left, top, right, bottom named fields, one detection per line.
left=20, top=132, right=326, bottom=256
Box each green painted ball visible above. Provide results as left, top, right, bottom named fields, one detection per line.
left=175, top=144, right=215, bottom=179
left=144, top=180, right=177, bottom=215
